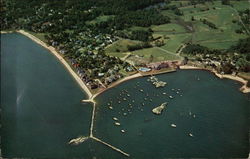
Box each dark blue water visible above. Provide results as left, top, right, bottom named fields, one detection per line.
left=1, top=33, right=249, bottom=158
left=1, top=33, right=125, bottom=158
left=94, top=70, right=250, bottom=158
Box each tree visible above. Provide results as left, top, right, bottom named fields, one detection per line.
left=230, top=37, right=250, bottom=54
left=130, top=30, right=152, bottom=42
left=246, top=54, right=250, bottom=61
left=221, top=62, right=233, bottom=74
left=222, top=0, right=230, bottom=5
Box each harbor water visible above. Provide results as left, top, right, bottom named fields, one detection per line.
left=1, top=33, right=249, bottom=158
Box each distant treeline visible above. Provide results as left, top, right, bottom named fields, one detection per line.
left=229, top=37, right=250, bottom=55
left=1, top=0, right=167, bottom=32
left=1, top=0, right=173, bottom=43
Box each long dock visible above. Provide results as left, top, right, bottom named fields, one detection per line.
left=91, top=136, right=130, bottom=157
left=90, top=103, right=96, bottom=137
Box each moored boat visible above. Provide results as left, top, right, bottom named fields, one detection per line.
left=171, top=124, right=177, bottom=128
left=115, top=122, right=121, bottom=126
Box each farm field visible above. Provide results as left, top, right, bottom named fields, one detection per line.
left=178, top=1, right=248, bottom=49
left=128, top=47, right=181, bottom=63
left=105, top=39, right=143, bottom=53
left=85, top=15, right=113, bottom=25
left=160, top=33, right=191, bottom=52
left=105, top=1, right=249, bottom=63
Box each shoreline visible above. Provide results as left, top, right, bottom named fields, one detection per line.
left=1, top=31, right=14, bottom=34
left=91, top=73, right=142, bottom=99
left=179, top=65, right=250, bottom=93
left=16, top=30, right=93, bottom=99
left=2, top=30, right=144, bottom=100
left=4, top=31, right=248, bottom=100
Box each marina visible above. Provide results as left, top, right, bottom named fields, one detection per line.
left=94, top=69, right=250, bottom=158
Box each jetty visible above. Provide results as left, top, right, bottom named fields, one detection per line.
left=90, top=102, right=96, bottom=137
left=91, top=136, right=130, bottom=157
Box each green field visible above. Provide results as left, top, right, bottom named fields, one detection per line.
left=106, top=52, right=128, bottom=58
left=129, top=47, right=181, bottom=62
left=86, top=15, right=113, bottom=25
left=178, top=1, right=248, bottom=49
left=105, top=39, right=143, bottom=53
left=160, top=33, right=191, bottom=52
left=106, top=1, right=248, bottom=62
left=230, top=1, right=250, bottom=11
left=151, top=23, right=186, bottom=34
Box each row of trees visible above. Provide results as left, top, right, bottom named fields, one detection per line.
left=127, top=42, right=152, bottom=51
left=182, top=44, right=222, bottom=54
left=110, top=9, right=170, bottom=30
left=229, top=37, right=250, bottom=55
left=201, top=19, right=217, bottom=29
left=1, top=0, right=168, bottom=32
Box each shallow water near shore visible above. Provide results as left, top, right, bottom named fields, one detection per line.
left=1, top=33, right=249, bottom=158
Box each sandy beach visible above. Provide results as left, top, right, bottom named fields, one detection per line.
left=91, top=73, right=142, bottom=99
left=1, top=31, right=14, bottom=34
left=5, top=30, right=143, bottom=100
left=17, top=30, right=93, bottom=98
left=180, top=65, right=250, bottom=93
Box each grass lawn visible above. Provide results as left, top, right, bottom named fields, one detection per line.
left=178, top=1, right=248, bottom=49
left=160, top=33, right=192, bottom=53
left=86, top=15, right=113, bottom=25
left=106, top=52, right=128, bottom=58
left=161, top=10, right=179, bottom=20
left=151, top=23, right=186, bottom=34
left=230, top=1, right=250, bottom=11
left=130, top=47, right=181, bottom=62
left=199, top=40, right=239, bottom=50
left=128, top=26, right=149, bottom=31
left=105, top=39, right=143, bottom=53
left=25, top=30, right=47, bottom=42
